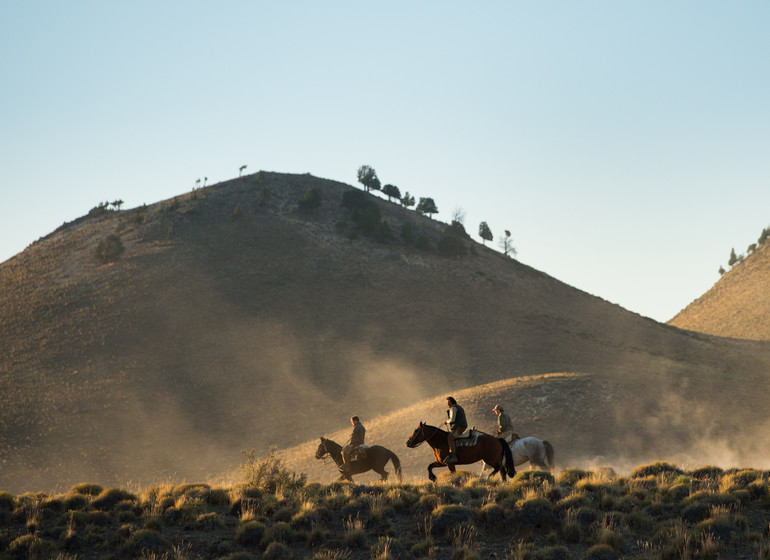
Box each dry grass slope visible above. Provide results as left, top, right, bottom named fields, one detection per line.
left=669, top=241, right=770, bottom=340
left=1, top=455, right=770, bottom=560
left=1, top=171, right=770, bottom=495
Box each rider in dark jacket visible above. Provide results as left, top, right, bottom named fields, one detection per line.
left=443, top=396, right=467, bottom=464
left=341, top=416, right=366, bottom=467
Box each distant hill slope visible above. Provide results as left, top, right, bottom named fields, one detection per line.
left=2, top=171, right=770, bottom=493
left=669, top=241, right=770, bottom=340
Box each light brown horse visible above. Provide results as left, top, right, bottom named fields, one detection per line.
left=406, top=422, right=515, bottom=482
left=315, top=437, right=402, bottom=482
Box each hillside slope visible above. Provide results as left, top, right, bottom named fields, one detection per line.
left=669, top=241, right=770, bottom=340
left=2, top=172, right=770, bottom=493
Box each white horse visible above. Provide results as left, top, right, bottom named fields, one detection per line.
left=481, top=436, right=555, bottom=475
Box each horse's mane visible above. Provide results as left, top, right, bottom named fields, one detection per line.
left=320, top=437, right=343, bottom=452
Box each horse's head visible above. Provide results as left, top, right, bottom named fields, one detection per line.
left=406, top=422, right=427, bottom=448
left=315, top=437, right=328, bottom=460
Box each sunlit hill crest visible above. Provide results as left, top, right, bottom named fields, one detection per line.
left=669, top=227, right=770, bottom=340
left=1, top=170, right=770, bottom=494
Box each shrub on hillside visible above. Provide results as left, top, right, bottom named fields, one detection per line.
left=236, top=520, right=266, bottom=546
left=438, top=232, right=467, bottom=256
left=241, top=448, right=306, bottom=494
left=298, top=185, right=322, bottom=210
left=5, top=534, right=53, bottom=560
left=630, top=461, right=683, bottom=479
left=90, top=488, right=137, bottom=511
left=431, top=504, right=473, bottom=536
left=94, top=234, right=125, bottom=263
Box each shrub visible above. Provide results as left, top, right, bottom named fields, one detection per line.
left=261, top=521, right=296, bottom=546
left=90, top=488, right=137, bottom=511
left=438, top=233, right=467, bottom=257
left=120, top=528, right=168, bottom=555
left=557, top=469, right=591, bottom=488
left=720, top=469, right=762, bottom=491
left=263, top=541, right=294, bottom=560
left=236, top=520, right=266, bottom=546
left=298, top=185, right=322, bottom=210
left=690, top=466, right=723, bottom=481
left=515, top=497, right=557, bottom=530
left=64, top=492, right=89, bottom=511
left=196, top=511, right=225, bottom=531
left=583, top=544, right=620, bottom=560
left=431, top=504, right=473, bottom=536
left=241, top=448, right=306, bottom=494
left=95, top=234, right=125, bottom=262
left=0, top=491, right=16, bottom=511
left=630, top=461, right=684, bottom=479
left=5, top=534, right=53, bottom=560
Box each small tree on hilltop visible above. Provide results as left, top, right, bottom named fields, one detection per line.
left=416, top=197, right=438, bottom=219
left=382, top=184, right=401, bottom=202
left=357, top=165, right=381, bottom=192
left=401, top=191, right=415, bottom=209
left=479, top=221, right=493, bottom=245
left=728, top=248, right=738, bottom=267
left=499, top=229, right=516, bottom=258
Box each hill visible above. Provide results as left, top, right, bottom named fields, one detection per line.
left=2, top=171, right=770, bottom=494
left=669, top=240, right=770, bottom=340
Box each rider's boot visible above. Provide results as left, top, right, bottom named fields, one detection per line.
left=445, top=453, right=458, bottom=465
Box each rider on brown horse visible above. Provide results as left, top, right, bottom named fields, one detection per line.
left=443, top=396, right=467, bottom=464
left=340, top=415, right=366, bottom=474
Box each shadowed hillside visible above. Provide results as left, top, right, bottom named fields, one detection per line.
left=669, top=240, right=770, bottom=340
left=2, top=171, right=770, bottom=494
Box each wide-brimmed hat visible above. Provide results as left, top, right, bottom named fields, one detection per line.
left=492, top=404, right=502, bottom=412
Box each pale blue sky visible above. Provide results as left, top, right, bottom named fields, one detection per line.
left=2, top=2, right=769, bottom=323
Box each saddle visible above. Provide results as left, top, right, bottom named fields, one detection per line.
left=454, top=429, right=481, bottom=447
left=350, top=444, right=369, bottom=461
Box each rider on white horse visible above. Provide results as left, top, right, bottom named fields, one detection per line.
left=492, top=404, right=518, bottom=443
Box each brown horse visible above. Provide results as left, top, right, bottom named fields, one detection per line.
left=315, top=437, right=402, bottom=482
left=406, top=422, right=516, bottom=482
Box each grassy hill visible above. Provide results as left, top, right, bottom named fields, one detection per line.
left=669, top=240, right=770, bottom=340
left=2, top=171, right=770, bottom=494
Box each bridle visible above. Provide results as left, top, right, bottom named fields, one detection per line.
left=408, top=423, right=443, bottom=448
left=316, top=438, right=337, bottom=465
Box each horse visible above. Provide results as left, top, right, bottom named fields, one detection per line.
left=405, top=422, right=516, bottom=482
left=480, top=436, right=555, bottom=476
left=315, top=437, right=402, bottom=482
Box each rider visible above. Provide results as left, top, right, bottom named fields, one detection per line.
left=341, top=415, right=366, bottom=470
left=443, top=396, right=467, bottom=464
left=492, top=404, right=517, bottom=443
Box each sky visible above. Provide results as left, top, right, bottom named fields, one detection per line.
left=2, top=2, right=769, bottom=323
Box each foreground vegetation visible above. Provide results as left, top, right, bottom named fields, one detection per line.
left=1, top=454, right=770, bottom=560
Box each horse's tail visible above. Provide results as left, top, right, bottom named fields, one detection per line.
left=389, top=450, right=402, bottom=482
left=499, top=438, right=516, bottom=478
left=544, top=440, right=555, bottom=471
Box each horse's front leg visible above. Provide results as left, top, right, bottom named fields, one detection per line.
left=427, top=461, right=445, bottom=482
